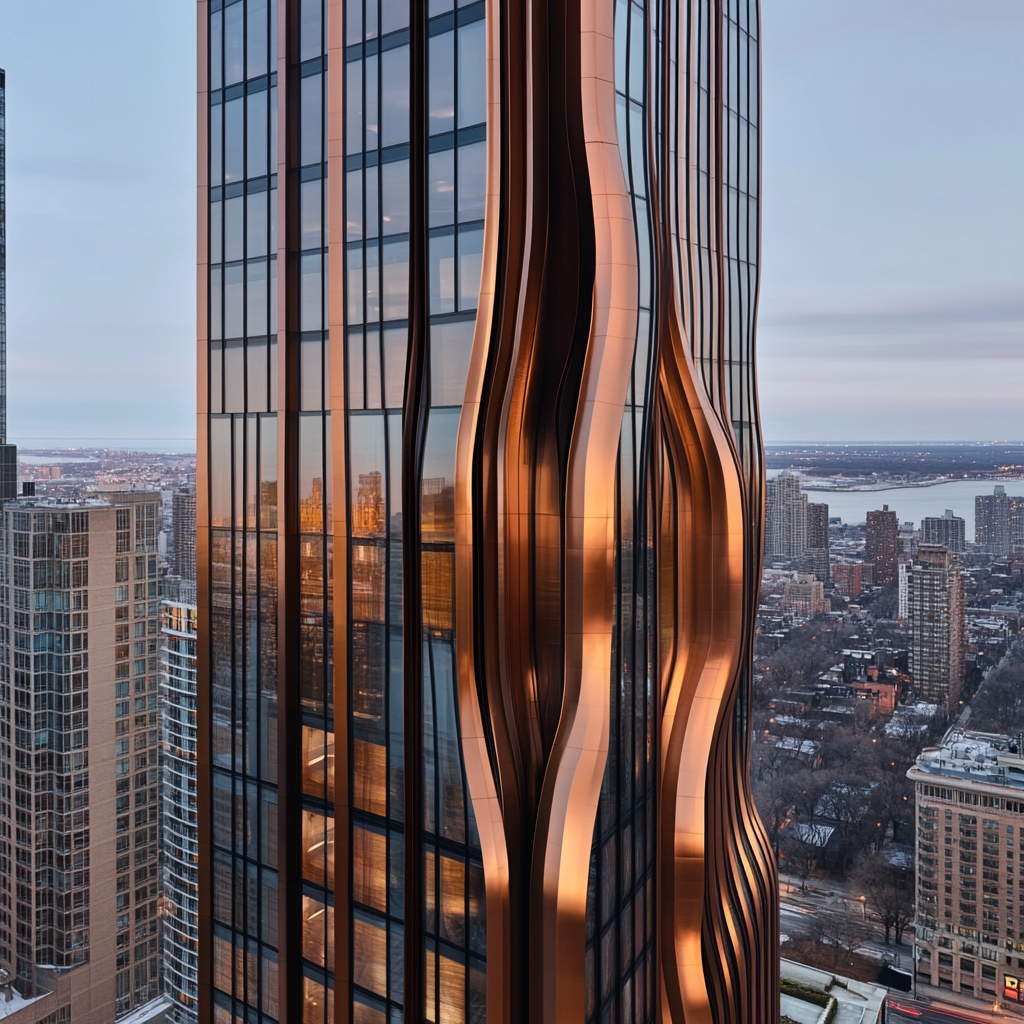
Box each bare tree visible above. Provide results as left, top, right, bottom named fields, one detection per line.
left=853, top=854, right=914, bottom=946
left=780, top=823, right=831, bottom=890
left=752, top=769, right=799, bottom=856
left=969, top=657, right=1024, bottom=735
left=810, top=902, right=866, bottom=972
left=816, top=772, right=874, bottom=872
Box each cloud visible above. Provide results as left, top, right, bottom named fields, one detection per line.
left=758, top=291, right=1024, bottom=362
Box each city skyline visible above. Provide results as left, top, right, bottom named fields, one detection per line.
left=0, top=1, right=1021, bottom=443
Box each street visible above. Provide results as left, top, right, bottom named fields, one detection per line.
left=887, top=997, right=1000, bottom=1024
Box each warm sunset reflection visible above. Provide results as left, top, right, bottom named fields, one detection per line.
left=353, top=826, right=388, bottom=911
left=302, top=726, right=335, bottom=804
left=353, top=739, right=387, bottom=817
left=301, top=894, right=335, bottom=968
left=301, top=809, right=335, bottom=891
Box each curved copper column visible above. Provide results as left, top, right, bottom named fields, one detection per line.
left=453, top=0, right=513, bottom=1019
left=533, top=1, right=638, bottom=1018
left=454, top=0, right=776, bottom=1021
left=655, top=296, right=746, bottom=1024
left=655, top=2, right=779, bottom=1022
left=454, top=0, right=636, bottom=1020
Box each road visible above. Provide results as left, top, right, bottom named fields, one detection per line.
left=887, top=997, right=1010, bottom=1024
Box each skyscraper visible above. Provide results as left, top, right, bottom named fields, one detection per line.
left=161, top=598, right=199, bottom=1024
left=865, top=504, right=898, bottom=584
left=920, top=509, right=965, bottom=554
left=198, top=2, right=774, bottom=1023
left=0, top=68, right=16, bottom=500
left=805, top=500, right=829, bottom=582
left=172, top=486, right=197, bottom=583
left=908, top=544, right=965, bottom=708
left=975, top=486, right=1024, bottom=554
left=0, top=491, right=164, bottom=1021
left=765, top=470, right=807, bottom=559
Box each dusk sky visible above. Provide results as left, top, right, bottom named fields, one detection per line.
left=0, top=0, right=1022, bottom=445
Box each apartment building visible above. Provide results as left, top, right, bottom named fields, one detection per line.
left=866, top=505, right=899, bottom=584
left=909, top=730, right=1024, bottom=1003
left=0, top=492, right=164, bottom=1022
left=765, top=471, right=808, bottom=559
left=160, top=597, right=198, bottom=1024
left=806, top=501, right=830, bottom=583
left=908, top=545, right=965, bottom=708
left=921, top=510, right=966, bottom=555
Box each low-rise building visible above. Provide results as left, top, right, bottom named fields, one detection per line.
left=831, top=561, right=862, bottom=599
left=783, top=574, right=830, bottom=618
left=908, top=729, right=1024, bottom=1001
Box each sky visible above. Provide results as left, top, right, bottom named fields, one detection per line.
left=0, top=1, right=195, bottom=444
left=0, top=1, right=1022, bottom=445
left=759, top=0, right=1024, bottom=442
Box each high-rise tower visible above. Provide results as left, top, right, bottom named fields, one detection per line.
left=866, top=504, right=899, bottom=584
left=0, top=492, right=164, bottom=1021
left=764, top=470, right=807, bottom=559
left=161, top=597, right=199, bottom=1024
left=908, top=544, right=965, bottom=708
left=806, top=500, right=829, bottom=582
left=172, top=486, right=197, bottom=582
left=0, top=68, right=16, bottom=499
left=920, top=509, right=965, bottom=555
left=197, top=2, right=775, bottom=1023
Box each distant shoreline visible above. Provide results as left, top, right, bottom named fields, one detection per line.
left=802, top=477, right=1024, bottom=494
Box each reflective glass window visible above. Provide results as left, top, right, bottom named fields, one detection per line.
left=381, top=47, right=410, bottom=147
left=247, top=0, right=269, bottom=78
left=247, top=90, right=268, bottom=178
left=301, top=75, right=323, bottom=166
left=224, top=1, right=244, bottom=85
left=457, top=21, right=486, bottom=128
left=429, top=32, right=455, bottom=135
left=381, top=160, right=409, bottom=235
left=457, top=142, right=485, bottom=222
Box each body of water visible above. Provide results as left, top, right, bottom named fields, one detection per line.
left=767, top=471, right=1017, bottom=537
left=10, top=438, right=196, bottom=454
left=19, top=455, right=98, bottom=465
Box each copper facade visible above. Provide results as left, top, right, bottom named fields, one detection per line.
left=198, top=1, right=776, bottom=1022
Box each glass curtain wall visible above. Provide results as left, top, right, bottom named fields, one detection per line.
left=207, top=1, right=282, bottom=1022
left=344, top=1, right=411, bottom=1019
left=206, top=0, right=487, bottom=1020
left=343, top=0, right=487, bottom=1020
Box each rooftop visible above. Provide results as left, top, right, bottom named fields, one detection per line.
left=909, top=727, right=1024, bottom=792
left=780, top=958, right=886, bottom=1024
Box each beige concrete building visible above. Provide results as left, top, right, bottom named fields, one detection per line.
left=909, top=729, right=1024, bottom=1005
left=0, top=493, right=169, bottom=1022
left=782, top=574, right=830, bottom=618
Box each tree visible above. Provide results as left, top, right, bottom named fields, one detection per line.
left=780, top=823, right=830, bottom=890
left=810, top=901, right=866, bottom=972
left=865, top=735, right=915, bottom=843
left=853, top=854, right=914, bottom=946
left=752, top=769, right=800, bottom=856
left=815, top=772, right=874, bottom=873
left=864, top=582, right=898, bottom=620
left=968, top=657, right=1024, bottom=735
